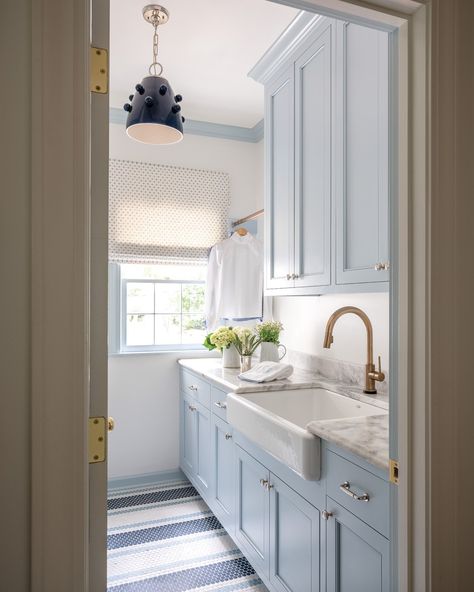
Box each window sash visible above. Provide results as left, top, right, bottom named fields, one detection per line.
left=120, top=277, right=206, bottom=353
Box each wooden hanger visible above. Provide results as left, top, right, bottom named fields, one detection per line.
left=235, top=227, right=248, bottom=236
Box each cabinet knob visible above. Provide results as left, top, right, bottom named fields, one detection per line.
left=374, top=262, right=383, bottom=271
left=292, top=273, right=299, bottom=280
left=225, top=433, right=232, bottom=440
left=188, top=404, right=196, bottom=412
left=382, top=261, right=390, bottom=270
left=260, top=478, right=269, bottom=488
left=286, top=274, right=291, bottom=280
left=188, top=385, right=198, bottom=391
left=322, top=510, right=333, bottom=520
left=214, top=401, right=227, bottom=409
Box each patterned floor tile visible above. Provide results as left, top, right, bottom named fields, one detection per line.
left=107, top=479, right=267, bottom=591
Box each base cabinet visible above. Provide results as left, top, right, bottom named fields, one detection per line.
left=270, top=475, right=321, bottom=592
left=235, top=445, right=270, bottom=578
left=326, top=499, right=389, bottom=592
left=211, top=414, right=235, bottom=533
left=179, top=367, right=390, bottom=592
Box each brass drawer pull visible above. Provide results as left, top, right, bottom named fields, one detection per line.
left=340, top=481, right=370, bottom=502
left=188, top=385, right=198, bottom=391
left=214, top=401, right=227, bottom=409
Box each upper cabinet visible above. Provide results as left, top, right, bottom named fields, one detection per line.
left=335, top=22, right=389, bottom=285
left=251, top=14, right=390, bottom=295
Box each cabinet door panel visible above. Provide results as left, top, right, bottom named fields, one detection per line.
left=235, top=445, right=270, bottom=577
left=270, top=475, right=321, bottom=592
left=195, top=401, right=211, bottom=495
left=336, top=22, right=389, bottom=284
left=265, top=66, right=295, bottom=289
left=326, top=498, right=389, bottom=592
left=211, top=415, right=235, bottom=531
left=294, top=24, right=332, bottom=288
left=180, top=392, right=196, bottom=476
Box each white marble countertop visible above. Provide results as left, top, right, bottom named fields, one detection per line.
left=178, top=358, right=389, bottom=469
left=306, top=415, right=389, bottom=470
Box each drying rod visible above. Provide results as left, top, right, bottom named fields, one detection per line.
left=232, top=209, right=264, bottom=227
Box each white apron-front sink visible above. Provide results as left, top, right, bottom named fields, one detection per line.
left=227, top=388, right=386, bottom=480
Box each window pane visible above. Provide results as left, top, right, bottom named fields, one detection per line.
left=155, top=314, right=181, bottom=345
left=126, top=283, right=154, bottom=314
left=155, top=283, right=181, bottom=313
left=182, top=314, right=206, bottom=344
left=182, top=284, right=205, bottom=313
left=126, top=314, right=154, bottom=345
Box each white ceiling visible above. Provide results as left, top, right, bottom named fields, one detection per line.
left=110, top=0, right=299, bottom=127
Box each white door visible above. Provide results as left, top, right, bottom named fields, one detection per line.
left=89, top=0, right=110, bottom=590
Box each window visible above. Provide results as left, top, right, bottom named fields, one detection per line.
left=112, top=263, right=207, bottom=352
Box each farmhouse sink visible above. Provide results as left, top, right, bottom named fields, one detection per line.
left=226, top=388, right=386, bottom=480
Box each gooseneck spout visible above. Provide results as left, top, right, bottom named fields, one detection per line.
left=323, top=306, right=384, bottom=394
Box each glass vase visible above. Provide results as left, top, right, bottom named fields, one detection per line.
left=240, top=354, right=252, bottom=373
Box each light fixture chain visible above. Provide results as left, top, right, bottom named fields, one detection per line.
left=148, top=9, right=163, bottom=76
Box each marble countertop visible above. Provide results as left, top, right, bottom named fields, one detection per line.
left=178, top=357, right=389, bottom=469
left=306, top=414, right=389, bottom=470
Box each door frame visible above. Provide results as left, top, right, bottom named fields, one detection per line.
left=31, top=0, right=469, bottom=590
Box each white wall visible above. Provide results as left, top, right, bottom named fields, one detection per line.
left=108, top=124, right=263, bottom=480
left=273, top=292, right=389, bottom=370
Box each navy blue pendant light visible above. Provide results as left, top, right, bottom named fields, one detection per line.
left=124, top=5, right=184, bottom=145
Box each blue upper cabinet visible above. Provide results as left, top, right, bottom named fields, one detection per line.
left=335, top=22, right=390, bottom=285
left=265, top=65, right=295, bottom=289
left=251, top=14, right=390, bottom=295
left=294, top=23, right=333, bottom=289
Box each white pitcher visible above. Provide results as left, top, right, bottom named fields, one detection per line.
left=259, top=342, right=287, bottom=363
left=222, top=343, right=240, bottom=368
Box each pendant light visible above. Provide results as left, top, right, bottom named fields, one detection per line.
left=123, top=4, right=184, bottom=145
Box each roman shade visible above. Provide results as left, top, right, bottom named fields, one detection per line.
left=109, top=159, right=230, bottom=264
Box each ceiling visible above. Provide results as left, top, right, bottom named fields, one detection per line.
left=110, top=0, right=299, bottom=127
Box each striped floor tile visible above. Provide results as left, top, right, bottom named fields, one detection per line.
left=107, top=479, right=268, bottom=591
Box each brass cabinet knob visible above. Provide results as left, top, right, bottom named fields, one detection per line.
left=108, top=417, right=115, bottom=431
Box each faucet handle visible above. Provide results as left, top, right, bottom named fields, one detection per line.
left=368, top=356, right=385, bottom=384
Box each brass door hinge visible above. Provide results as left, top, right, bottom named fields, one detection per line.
left=90, top=47, right=108, bottom=94
left=89, top=417, right=106, bottom=463
left=389, top=459, right=399, bottom=485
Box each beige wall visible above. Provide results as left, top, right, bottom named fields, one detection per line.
left=0, top=2, right=31, bottom=590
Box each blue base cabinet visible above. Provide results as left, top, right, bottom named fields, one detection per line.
left=235, top=445, right=271, bottom=579
left=179, top=366, right=390, bottom=592
left=326, top=499, right=390, bottom=592
left=270, top=475, right=322, bottom=592
left=211, top=414, right=235, bottom=533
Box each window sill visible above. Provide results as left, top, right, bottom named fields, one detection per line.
left=108, top=349, right=219, bottom=358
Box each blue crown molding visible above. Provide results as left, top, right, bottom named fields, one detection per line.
left=109, top=107, right=264, bottom=143
left=248, top=11, right=324, bottom=84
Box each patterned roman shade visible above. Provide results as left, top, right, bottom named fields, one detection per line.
left=109, top=159, right=230, bottom=264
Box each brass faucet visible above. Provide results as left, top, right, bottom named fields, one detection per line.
left=323, top=306, right=385, bottom=394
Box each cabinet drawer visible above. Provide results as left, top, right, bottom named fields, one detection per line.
left=211, top=386, right=228, bottom=421
left=180, top=369, right=211, bottom=408
left=326, top=451, right=389, bottom=537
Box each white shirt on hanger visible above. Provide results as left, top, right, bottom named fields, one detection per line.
left=205, top=232, right=263, bottom=331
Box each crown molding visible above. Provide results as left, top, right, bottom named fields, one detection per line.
left=248, top=11, right=324, bottom=84
left=109, top=108, right=264, bottom=143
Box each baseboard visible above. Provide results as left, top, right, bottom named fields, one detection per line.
left=108, top=468, right=186, bottom=491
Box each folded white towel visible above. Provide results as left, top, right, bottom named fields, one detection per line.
left=238, top=361, right=294, bottom=383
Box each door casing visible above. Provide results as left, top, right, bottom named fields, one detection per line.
left=30, top=1, right=446, bottom=591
